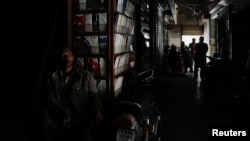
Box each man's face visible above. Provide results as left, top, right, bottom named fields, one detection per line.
left=61, top=48, right=75, bottom=67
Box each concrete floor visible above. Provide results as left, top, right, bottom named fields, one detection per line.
left=1, top=70, right=249, bottom=141
left=155, top=71, right=249, bottom=141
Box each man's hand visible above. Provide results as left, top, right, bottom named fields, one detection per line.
left=42, top=109, right=56, bottom=134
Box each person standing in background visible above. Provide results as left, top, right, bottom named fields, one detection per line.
left=188, top=38, right=196, bottom=72
left=194, top=36, right=208, bottom=81
left=168, top=44, right=180, bottom=75
left=180, top=41, right=190, bottom=74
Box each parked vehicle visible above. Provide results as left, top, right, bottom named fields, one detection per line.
left=111, top=100, right=163, bottom=141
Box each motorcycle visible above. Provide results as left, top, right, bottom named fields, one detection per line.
left=111, top=100, right=163, bottom=141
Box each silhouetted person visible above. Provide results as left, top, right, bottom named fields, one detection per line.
left=188, top=38, right=196, bottom=72
left=163, top=45, right=170, bottom=73
left=168, top=44, right=180, bottom=75
left=194, top=36, right=208, bottom=80
left=180, top=41, right=191, bottom=73
left=38, top=47, right=103, bottom=141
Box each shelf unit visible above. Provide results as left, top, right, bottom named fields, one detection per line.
left=135, top=0, right=154, bottom=81
left=70, top=0, right=137, bottom=103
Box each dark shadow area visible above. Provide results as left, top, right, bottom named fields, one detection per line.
left=2, top=1, right=61, bottom=141
left=1, top=1, right=250, bottom=141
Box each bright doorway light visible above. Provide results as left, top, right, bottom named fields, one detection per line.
left=182, top=35, right=201, bottom=46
